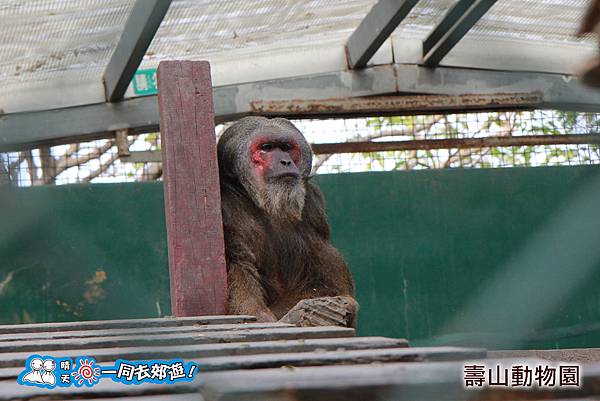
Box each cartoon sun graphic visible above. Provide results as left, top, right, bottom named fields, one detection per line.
left=71, top=358, right=101, bottom=386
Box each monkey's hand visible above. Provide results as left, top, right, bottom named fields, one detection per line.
left=279, top=296, right=358, bottom=328
left=254, top=309, right=278, bottom=323
left=229, top=298, right=277, bottom=323
left=230, top=302, right=277, bottom=323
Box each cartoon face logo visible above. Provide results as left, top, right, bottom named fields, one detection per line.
left=43, top=359, right=55, bottom=372
left=40, top=359, right=56, bottom=385
left=30, top=358, right=43, bottom=371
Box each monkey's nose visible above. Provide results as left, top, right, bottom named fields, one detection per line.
left=280, top=159, right=292, bottom=166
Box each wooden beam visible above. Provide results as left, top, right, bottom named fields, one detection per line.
left=0, top=336, right=407, bottom=370
left=0, top=323, right=293, bottom=343
left=0, top=326, right=355, bottom=352
left=0, top=315, right=253, bottom=334
left=157, top=60, right=228, bottom=316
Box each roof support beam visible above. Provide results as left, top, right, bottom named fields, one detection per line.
left=103, top=0, right=172, bottom=102
left=2, top=64, right=600, bottom=151
left=422, top=0, right=497, bottom=66
left=346, top=0, right=419, bottom=69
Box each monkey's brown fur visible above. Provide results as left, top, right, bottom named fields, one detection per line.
left=217, top=117, right=357, bottom=326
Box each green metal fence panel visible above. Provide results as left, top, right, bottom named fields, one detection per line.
left=0, top=183, right=171, bottom=323
left=320, top=166, right=600, bottom=349
left=1, top=165, right=599, bottom=349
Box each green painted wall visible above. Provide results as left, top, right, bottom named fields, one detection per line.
left=1, top=166, right=599, bottom=349
left=0, top=184, right=171, bottom=323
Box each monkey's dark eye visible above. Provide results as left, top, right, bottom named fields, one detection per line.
left=280, top=143, right=293, bottom=152
left=260, top=143, right=274, bottom=151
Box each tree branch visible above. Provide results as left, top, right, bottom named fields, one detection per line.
left=54, top=140, right=115, bottom=175
left=82, top=153, right=120, bottom=182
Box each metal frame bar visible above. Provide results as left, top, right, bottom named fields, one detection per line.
left=119, top=132, right=600, bottom=163
left=251, top=93, right=543, bottom=118
left=422, top=0, right=497, bottom=66
left=312, top=134, right=600, bottom=154
left=2, top=64, right=600, bottom=151
left=346, top=0, right=419, bottom=69
left=103, top=0, right=172, bottom=102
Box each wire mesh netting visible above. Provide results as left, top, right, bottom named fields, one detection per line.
left=142, top=0, right=376, bottom=69
left=1, top=0, right=594, bottom=115
left=390, top=0, right=594, bottom=43
left=1, top=0, right=590, bottom=85
left=299, top=110, right=600, bottom=173
left=1, top=109, right=599, bottom=186
left=0, top=133, right=162, bottom=186
left=0, top=1, right=136, bottom=88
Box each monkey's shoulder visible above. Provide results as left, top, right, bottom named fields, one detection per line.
left=304, top=180, right=325, bottom=205
left=220, top=184, right=261, bottom=226
left=302, top=180, right=331, bottom=239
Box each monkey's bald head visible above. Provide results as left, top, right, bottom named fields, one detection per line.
left=218, top=117, right=313, bottom=222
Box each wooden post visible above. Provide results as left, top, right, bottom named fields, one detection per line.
left=157, top=60, right=228, bottom=316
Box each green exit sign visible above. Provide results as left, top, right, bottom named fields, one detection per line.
left=132, top=68, right=158, bottom=95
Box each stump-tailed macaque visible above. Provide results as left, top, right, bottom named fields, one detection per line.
left=217, top=117, right=358, bottom=327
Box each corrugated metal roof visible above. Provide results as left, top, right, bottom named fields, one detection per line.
left=0, top=1, right=135, bottom=87
left=0, top=0, right=595, bottom=114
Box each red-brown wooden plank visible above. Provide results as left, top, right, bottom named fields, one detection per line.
left=157, top=60, right=228, bottom=316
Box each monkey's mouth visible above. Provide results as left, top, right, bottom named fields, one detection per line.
left=268, top=172, right=300, bottom=181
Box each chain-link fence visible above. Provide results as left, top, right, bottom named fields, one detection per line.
left=2, top=109, right=599, bottom=186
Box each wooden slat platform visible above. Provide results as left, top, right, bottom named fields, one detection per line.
left=0, top=316, right=255, bottom=334
left=0, top=322, right=294, bottom=342
left=0, top=336, right=404, bottom=368
left=0, top=315, right=596, bottom=400
left=0, top=326, right=356, bottom=352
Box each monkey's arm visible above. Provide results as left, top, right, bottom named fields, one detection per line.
left=304, top=181, right=356, bottom=296
left=224, top=232, right=277, bottom=322
left=222, top=189, right=277, bottom=322
left=227, top=262, right=277, bottom=322
left=281, top=181, right=359, bottom=327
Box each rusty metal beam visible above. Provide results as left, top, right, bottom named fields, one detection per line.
left=311, top=134, right=600, bottom=154
left=252, top=93, right=543, bottom=118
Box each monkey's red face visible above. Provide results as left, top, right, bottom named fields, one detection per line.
left=250, top=136, right=302, bottom=181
